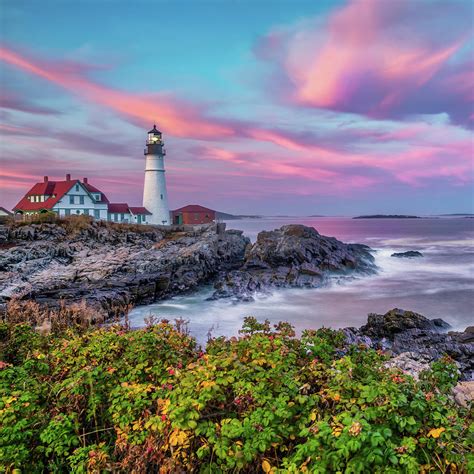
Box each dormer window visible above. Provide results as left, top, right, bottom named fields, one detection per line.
left=75, top=184, right=80, bottom=192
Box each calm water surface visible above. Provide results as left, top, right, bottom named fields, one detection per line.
left=128, top=217, right=474, bottom=344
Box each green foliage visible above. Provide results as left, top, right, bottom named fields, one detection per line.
left=0, top=317, right=472, bottom=473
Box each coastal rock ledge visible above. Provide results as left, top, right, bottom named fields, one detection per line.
left=0, top=222, right=376, bottom=312
left=0, top=221, right=249, bottom=314
left=212, top=224, right=376, bottom=301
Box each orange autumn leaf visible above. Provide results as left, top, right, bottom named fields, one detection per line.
left=427, top=427, right=445, bottom=438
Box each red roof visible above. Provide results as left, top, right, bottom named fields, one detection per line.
left=13, top=180, right=78, bottom=211
left=108, top=203, right=130, bottom=213
left=84, top=183, right=109, bottom=203
left=173, top=204, right=215, bottom=213
left=129, top=206, right=151, bottom=215
left=13, top=178, right=109, bottom=212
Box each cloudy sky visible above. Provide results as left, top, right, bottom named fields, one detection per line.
left=1, top=0, right=473, bottom=215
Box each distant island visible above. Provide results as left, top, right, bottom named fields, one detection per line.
left=216, top=211, right=262, bottom=220
left=437, top=213, right=474, bottom=216
left=353, top=214, right=420, bottom=219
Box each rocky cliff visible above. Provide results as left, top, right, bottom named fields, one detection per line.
left=0, top=220, right=249, bottom=314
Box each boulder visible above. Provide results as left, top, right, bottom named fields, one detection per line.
left=391, top=251, right=423, bottom=258
left=452, top=381, right=474, bottom=407
left=352, top=309, right=473, bottom=381
left=360, top=308, right=450, bottom=338
left=212, top=225, right=376, bottom=300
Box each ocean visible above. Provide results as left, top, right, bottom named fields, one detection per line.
left=128, top=217, right=474, bottom=344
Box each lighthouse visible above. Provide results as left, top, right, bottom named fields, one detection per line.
left=142, top=125, right=170, bottom=225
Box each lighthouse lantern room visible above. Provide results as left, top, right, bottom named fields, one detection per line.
left=142, top=125, right=170, bottom=225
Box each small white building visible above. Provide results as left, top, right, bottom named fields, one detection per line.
left=13, top=174, right=151, bottom=224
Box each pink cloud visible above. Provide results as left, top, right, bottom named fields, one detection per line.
left=0, top=46, right=235, bottom=139
left=256, top=0, right=473, bottom=124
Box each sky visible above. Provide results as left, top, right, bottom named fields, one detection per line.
left=0, top=0, right=473, bottom=215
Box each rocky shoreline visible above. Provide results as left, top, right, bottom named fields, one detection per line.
left=0, top=221, right=375, bottom=312
left=1, top=220, right=472, bottom=382
left=0, top=220, right=249, bottom=314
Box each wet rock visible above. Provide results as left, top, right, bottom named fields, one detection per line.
left=391, top=251, right=423, bottom=258
left=360, top=308, right=450, bottom=338
left=212, top=224, right=376, bottom=300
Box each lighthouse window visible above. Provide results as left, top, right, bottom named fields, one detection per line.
left=160, top=194, right=163, bottom=200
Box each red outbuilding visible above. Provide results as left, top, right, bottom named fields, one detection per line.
left=171, top=205, right=215, bottom=225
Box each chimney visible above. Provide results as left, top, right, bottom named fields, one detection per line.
left=44, top=176, right=48, bottom=183
left=83, top=177, right=88, bottom=184
left=66, top=174, right=71, bottom=181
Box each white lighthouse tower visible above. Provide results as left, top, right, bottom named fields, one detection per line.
left=142, top=125, right=170, bottom=225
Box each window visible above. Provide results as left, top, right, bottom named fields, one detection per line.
left=75, top=184, right=79, bottom=191
left=94, top=194, right=101, bottom=201
left=160, top=194, right=163, bottom=200
left=120, top=213, right=124, bottom=220
left=94, top=209, right=100, bottom=219
left=69, top=195, right=74, bottom=204
left=65, top=209, right=71, bottom=216
left=79, top=196, right=85, bottom=205
left=84, top=209, right=89, bottom=216
left=76, top=210, right=80, bottom=215
left=114, top=213, right=118, bottom=222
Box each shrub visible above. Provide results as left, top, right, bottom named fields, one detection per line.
left=0, top=315, right=472, bottom=473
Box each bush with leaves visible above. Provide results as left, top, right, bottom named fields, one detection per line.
left=0, top=315, right=472, bottom=473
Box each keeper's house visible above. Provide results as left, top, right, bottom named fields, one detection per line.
left=13, top=174, right=151, bottom=224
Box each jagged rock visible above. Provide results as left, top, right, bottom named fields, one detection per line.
left=351, top=309, right=474, bottom=380
left=211, top=225, right=376, bottom=300
left=360, top=308, right=450, bottom=338
left=391, top=251, right=423, bottom=258
left=0, top=221, right=249, bottom=314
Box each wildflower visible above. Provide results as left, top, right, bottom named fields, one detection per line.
left=161, top=415, right=167, bottom=422
left=349, top=421, right=362, bottom=436
left=168, top=368, right=175, bottom=376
